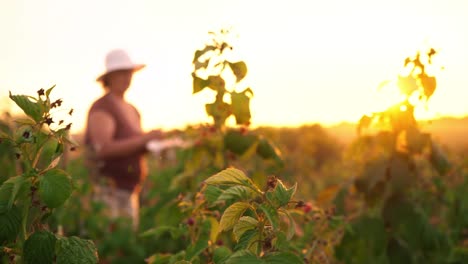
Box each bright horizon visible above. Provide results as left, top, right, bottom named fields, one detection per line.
left=1, top=0, right=467, bottom=134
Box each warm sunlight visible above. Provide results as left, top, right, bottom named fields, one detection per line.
left=1, top=0, right=467, bottom=134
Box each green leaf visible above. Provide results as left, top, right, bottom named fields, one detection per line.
left=262, top=252, right=303, bottom=264
left=207, top=75, right=226, bottom=92
left=233, top=216, right=258, bottom=241
left=259, top=204, right=279, bottom=230
left=204, top=185, right=223, bottom=203
left=39, top=169, right=72, bottom=208
left=0, top=176, right=30, bottom=213
left=193, top=74, right=209, bottom=94
left=256, top=138, right=282, bottom=165
left=205, top=100, right=231, bottom=125
left=218, top=186, right=256, bottom=202
left=9, top=92, right=43, bottom=122
left=185, top=237, right=209, bottom=261
left=0, top=206, right=21, bottom=243
left=220, top=202, right=251, bottom=231
left=279, top=209, right=296, bottom=240
left=13, top=118, right=36, bottom=126
left=267, top=180, right=296, bottom=207
left=205, top=168, right=256, bottom=189
left=185, top=220, right=210, bottom=261
left=207, top=216, right=220, bottom=243
left=228, top=61, right=248, bottom=82
left=224, top=130, right=259, bottom=156
left=193, top=45, right=216, bottom=63
left=56, top=236, right=98, bottom=264
left=23, top=230, right=57, bottom=264
left=231, top=89, right=252, bottom=125
left=273, top=232, right=288, bottom=251
left=45, top=84, right=56, bottom=97
left=213, top=246, right=232, bottom=264
left=140, top=226, right=181, bottom=239
left=234, top=229, right=258, bottom=252
left=225, top=250, right=260, bottom=264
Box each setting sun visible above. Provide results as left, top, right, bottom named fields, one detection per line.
left=1, top=0, right=467, bottom=133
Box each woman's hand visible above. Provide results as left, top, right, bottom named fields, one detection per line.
left=144, top=129, right=164, bottom=142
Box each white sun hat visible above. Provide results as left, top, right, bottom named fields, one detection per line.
left=96, top=49, right=146, bottom=82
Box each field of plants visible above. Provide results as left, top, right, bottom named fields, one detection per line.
left=0, top=30, right=467, bottom=263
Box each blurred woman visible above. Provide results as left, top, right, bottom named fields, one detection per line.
left=85, top=49, right=162, bottom=230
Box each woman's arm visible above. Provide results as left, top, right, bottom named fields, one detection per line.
left=87, top=110, right=162, bottom=159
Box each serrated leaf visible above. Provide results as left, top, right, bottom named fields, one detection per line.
left=220, top=202, right=251, bottom=231
left=233, top=216, right=258, bottom=241
left=56, top=236, right=98, bottom=264
left=9, top=92, right=43, bottom=122
left=267, top=180, right=296, bottom=207
left=0, top=176, right=30, bottom=213
left=204, top=185, right=223, bottom=203
left=218, top=186, right=256, bottom=202
left=23, top=230, right=57, bottom=264
left=205, top=168, right=257, bottom=190
left=228, top=61, right=248, bottom=82
left=262, top=252, right=303, bottom=264
left=0, top=206, right=21, bottom=243
left=259, top=204, right=279, bottom=230
left=39, top=169, right=72, bottom=208
left=225, top=249, right=260, bottom=264
left=234, top=229, right=258, bottom=252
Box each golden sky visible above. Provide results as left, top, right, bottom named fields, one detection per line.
left=1, top=0, right=467, bottom=133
